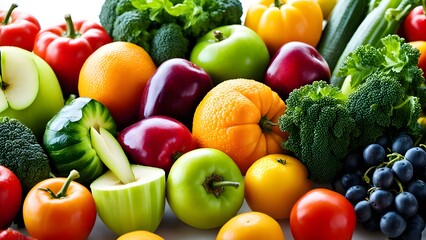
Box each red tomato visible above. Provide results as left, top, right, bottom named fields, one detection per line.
left=23, top=170, right=96, bottom=240
left=0, top=165, right=22, bottom=229
left=403, top=5, right=426, bottom=42
left=290, top=188, right=356, bottom=240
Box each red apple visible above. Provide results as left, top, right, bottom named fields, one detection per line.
left=117, top=116, right=198, bottom=174
left=139, top=58, right=213, bottom=129
left=264, top=41, right=331, bottom=99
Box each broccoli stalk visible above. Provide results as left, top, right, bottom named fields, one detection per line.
left=278, top=81, right=359, bottom=183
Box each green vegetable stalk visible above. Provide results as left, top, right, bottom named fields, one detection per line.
left=331, top=0, right=422, bottom=87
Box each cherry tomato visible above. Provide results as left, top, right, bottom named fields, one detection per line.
left=403, top=5, right=426, bottom=42
left=0, top=165, right=22, bottom=229
left=290, top=188, right=356, bottom=240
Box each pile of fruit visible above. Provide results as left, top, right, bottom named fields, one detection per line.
left=0, top=0, right=426, bottom=239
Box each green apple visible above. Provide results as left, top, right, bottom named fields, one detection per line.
left=0, top=46, right=64, bottom=139
left=90, top=127, right=166, bottom=236
left=189, top=24, right=270, bottom=85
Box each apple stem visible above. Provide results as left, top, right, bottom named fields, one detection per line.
left=2, top=3, right=18, bottom=25
left=277, top=158, right=287, bottom=165
left=38, top=169, right=79, bottom=199
left=213, top=30, right=226, bottom=42
left=63, top=14, right=80, bottom=39
left=203, top=173, right=240, bottom=198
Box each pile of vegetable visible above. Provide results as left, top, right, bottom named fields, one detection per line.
left=278, top=34, right=426, bottom=183
left=99, top=0, right=243, bottom=66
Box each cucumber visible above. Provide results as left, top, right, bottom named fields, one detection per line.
left=316, top=0, right=369, bottom=72
left=330, top=0, right=421, bottom=88
left=43, top=97, right=117, bottom=185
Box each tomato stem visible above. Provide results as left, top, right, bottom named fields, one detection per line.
left=2, top=3, right=18, bottom=25
left=38, top=169, right=80, bottom=199
left=203, top=173, right=240, bottom=198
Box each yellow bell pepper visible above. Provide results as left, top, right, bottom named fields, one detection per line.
left=244, top=0, right=323, bottom=55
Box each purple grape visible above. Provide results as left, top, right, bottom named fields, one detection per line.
left=395, top=191, right=418, bottom=218
left=372, top=167, right=394, bottom=188
left=392, top=159, right=414, bottom=183
left=380, top=211, right=407, bottom=238
left=363, top=143, right=386, bottom=166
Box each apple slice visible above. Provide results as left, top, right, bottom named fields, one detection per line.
left=0, top=48, right=39, bottom=111
left=90, top=126, right=136, bottom=184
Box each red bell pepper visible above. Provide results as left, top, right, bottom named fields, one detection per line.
left=0, top=3, right=41, bottom=51
left=33, top=14, right=112, bottom=98
left=402, top=3, right=426, bottom=42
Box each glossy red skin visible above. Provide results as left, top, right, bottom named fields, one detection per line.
left=117, top=115, right=198, bottom=174
left=0, top=228, right=34, bottom=240
left=290, top=188, right=356, bottom=240
left=33, top=18, right=112, bottom=97
left=0, top=5, right=41, bottom=51
left=0, top=166, right=22, bottom=229
left=403, top=6, right=426, bottom=42
left=264, top=41, right=330, bottom=99
left=139, top=58, right=213, bottom=129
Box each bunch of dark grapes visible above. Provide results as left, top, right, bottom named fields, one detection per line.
left=334, top=132, right=426, bottom=239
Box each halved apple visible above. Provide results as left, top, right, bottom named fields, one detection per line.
left=0, top=47, right=39, bottom=111
left=0, top=46, right=64, bottom=139
left=90, top=126, right=165, bottom=236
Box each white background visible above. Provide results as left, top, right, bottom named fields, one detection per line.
left=2, top=0, right=425, bottom=239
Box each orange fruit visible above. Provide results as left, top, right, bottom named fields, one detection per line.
left=244, top=154, right=313, bottom=220
left=192, top=78, right=288, bottom=174
left=117, top=230, right=164, bottom=240
left=78, top=41, right=157, bottom=129
left=216, top=211, right=286, bottom=240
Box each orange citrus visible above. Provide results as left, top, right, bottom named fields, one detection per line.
left=78, top=41, right=157, bottom=129
left=216, top=211, right=286, bottom=240
left=244, top=154, right=313, bottom=220
left=117, top=230, right=164, bottom=240
left=192, top=78, right=288, bottom=174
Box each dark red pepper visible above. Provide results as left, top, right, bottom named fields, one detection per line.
left=33, top=14, right=112, bottom=98
left=403, top=3, right=426, bottom=42
left=0, top=3, right=41, bottom=51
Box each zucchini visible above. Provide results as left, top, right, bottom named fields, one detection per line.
left=316, top=0, right=369, bottom=72
left=330, top=0, right=422, bottom=88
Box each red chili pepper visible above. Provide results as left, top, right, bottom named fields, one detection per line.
left=33, top=14, right=112, bottom=98
left=0, top=3, right=41, bottom=51
left=403, top=3, right=426, bottom=42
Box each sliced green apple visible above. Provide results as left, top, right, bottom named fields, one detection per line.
left=90, top=126, right=136, bottom=184
left=0, top=48, right=39, bottom=111
left=90, top=165, right=166, bottom=235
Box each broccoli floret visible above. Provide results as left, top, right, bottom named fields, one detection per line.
left=0, top=117, right=51, bottom=194
left=183, top=0, right=243, bottom=37
left=278, top=81, right=359, bottom=183
left=339, top=35, right=426, bottom=98
left=347, top=73, right=422, bottom=147
left=112, top=9, right=153, bottom=52
left=150, top=23, right=190, bottom=66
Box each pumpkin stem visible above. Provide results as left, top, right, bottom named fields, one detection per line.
left=259, top=116, right=278, bottom=132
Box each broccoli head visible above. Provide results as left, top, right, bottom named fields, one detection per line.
left=112, top=9, right=153, bottom=52
left=0, top=117, right=51, bottom=194
left=150, top=23, right=190, bottom=66
left=347, top=73, right=422, bottom=147
left=339, top=34, right=426, bottom=100
left=183, top=0, right=243, bottom=37
left=278, top=81, right=359, bottom=183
